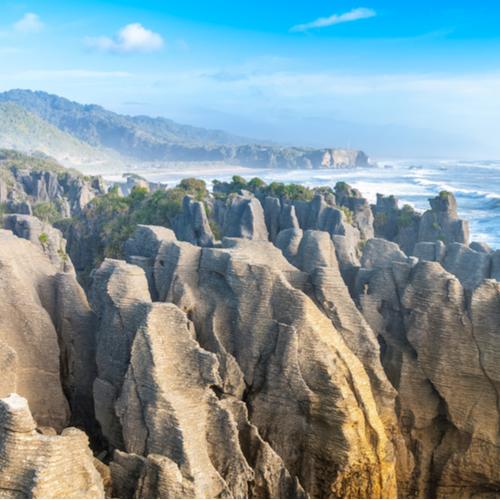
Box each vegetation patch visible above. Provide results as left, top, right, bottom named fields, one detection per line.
left=339, top=206, right=354, bottom=224
left=38, top=232, right=49, bottom=248
left=397, top=204, right=415, bottom=228
left=33, top=202, right=62, bottom=224
left=213, top=176, right=315, bottom=201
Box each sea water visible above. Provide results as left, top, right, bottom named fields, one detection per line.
left=99, top=159, right=500, bottom=249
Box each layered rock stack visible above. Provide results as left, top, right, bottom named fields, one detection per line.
left=0, top=394, right=104, bottom=499
left=0, top=174, right=499, bottom=498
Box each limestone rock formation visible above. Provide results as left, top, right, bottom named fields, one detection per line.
left=470, top=241, right=492, bottom=253
left=412, top=240, right=494, bottom=290
left=221, top=193, right=269, bottom=240
left=441, top=242, right=491, bottom=289
left=276, top=229, right=413, bottom=493
left=0, top=228, right=96, bottom=432
left=122, top=228, right=400, bottom=498
left=172, top=195, right=214, bottom=247
left=1, top=158, right=106, bottom=220
left=91, top=256, right=305, bottom=498
left=418, top=192, right=469, bottom=245
left=412, top=240, right=446, bottom=262
left=3, top=213, right=74, bottom=272
left=123, top=224, right=177, bottom=300
left=0, top=394, right=104, bottom=499
left=361, top=237, right=410, bottom=269
left=355, top=255, right=500, bottom=498
left=89, top=259, right=152, bottom=450
left=335, top=182, right=374, bottom=240
left=373, top=194, right=421, bottom=255
left=0, top=230, right=70, bottom=430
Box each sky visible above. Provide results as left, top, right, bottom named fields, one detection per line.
left=1, top=0, right=500, bottom=159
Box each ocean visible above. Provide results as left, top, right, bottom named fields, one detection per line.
left=95, top=159, right=500, bottom=250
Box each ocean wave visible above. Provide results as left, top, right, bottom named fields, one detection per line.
left=406, top=176, right=500, bottom=204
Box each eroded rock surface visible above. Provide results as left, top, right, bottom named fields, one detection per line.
left=3, top=213, right=73, bottom=272
left=355, top=256, right=500, bottom=498
left=119, top=226, right=399, bottom=498
left=91, top=255, right=306, bottom=498
left=0, top=229, right=96, bottom=433
left=0, top=230, right=70, bottom=430
left=0, top=394, right=104, bottom=499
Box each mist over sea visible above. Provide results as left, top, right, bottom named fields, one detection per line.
left=97, top=159, right=500, bottom=249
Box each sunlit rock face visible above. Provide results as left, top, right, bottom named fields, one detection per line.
left=116, top=226, right=399, bottom=498
left=356, top=257, right=500, bottom=498
left=0, top=394, right=104, bottom=499
left=0, top=229, right=96, bottom=432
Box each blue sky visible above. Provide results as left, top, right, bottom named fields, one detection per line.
left=1, top=0, right=500, bottom=158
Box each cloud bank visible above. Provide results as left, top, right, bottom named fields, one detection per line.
left=14, top=13, right=43, bottom=34
left=86, top=23, right=164, bottom=53
left=290, top=7, right=376, bottom=32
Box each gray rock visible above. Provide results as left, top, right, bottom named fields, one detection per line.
left=3, top=214, right=74, bottom=273
left=6, top=199, right=32, bottom=215
left=442, top=242, right=491, bottom=289
left=173, top=195, right=214, bottom=247
left=361, top=238, right=408, bottom=269
left=123, top=225, right=176, bottom=300
left=355, top=258, right=500, bottom=497
left=96, top=258, right=306, bottom=498
left=89, top=259, right=152, bottom=449
left=222, top=194, right=269, bottom=240
left=275, top=227, right=304, bottom=267
left=0, top=231, right=70, bottom=431
left=263, top=196, right=281, bottom=241
left=279, top=203, right=299, bottom=232
left=492, top=250, right=500, bottom=282
left=418, top=192, right=469, bottom=245
left=332, top=233, right=360, bottom=267
left=412, top=240, right=446, bottom=262
left=151, top=234, right=398, bottom=498
left=470, top=241, right=492, bottom=253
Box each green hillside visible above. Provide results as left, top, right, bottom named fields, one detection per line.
left=0, top=102, right=113, bottom=167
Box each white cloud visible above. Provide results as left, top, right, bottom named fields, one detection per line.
left=13, top=13, right=44, bottom=34
left=86, top=23, right=164, bottom=53
left=290, top=7, right=376, bottom=32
